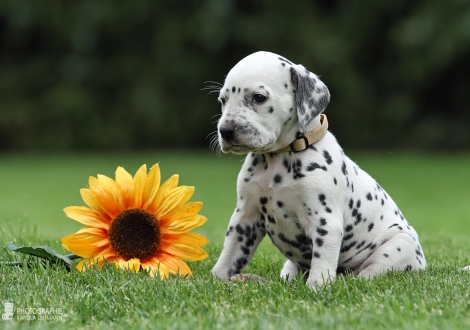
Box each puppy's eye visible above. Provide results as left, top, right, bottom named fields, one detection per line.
left=253, top=94, right=267, bottom=103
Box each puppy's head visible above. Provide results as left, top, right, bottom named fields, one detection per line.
left=216, top=51, right=330, bottom=154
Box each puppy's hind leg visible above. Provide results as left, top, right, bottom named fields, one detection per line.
left=355, top=233, right=426, bottom=279
left=280, top=259, right=300, bottom=281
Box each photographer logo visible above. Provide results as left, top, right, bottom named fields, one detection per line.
left=2, top=302, right=14, bottom=321
left=2, top=302, right=64, bottom=322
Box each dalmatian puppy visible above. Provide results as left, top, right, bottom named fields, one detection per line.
left=211, top=51, right=426, bottom=289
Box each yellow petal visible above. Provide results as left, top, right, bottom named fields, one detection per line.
left=157, top=251, right=192, bottom=276
left=62, top=227, right=108, bottom=240
left=61, top=228, right=110, bottom=257
left=75, top=259, right=87, bottom=272
left=89, top=176, right=122, bottom=218
left=152, top=174, right=179, bottom=212
left=162, top=232, right=209, bottom=247
left=160, top=215, right=207, bottom=235
left=62, top=242, right=103, bottom=258
left=76, top=256, right=109, bottom=271
left=159, top=241, right=208, bottom=261
left=115, top=166, right=135, bottom=209
left=97, top=174, right=125, bottom=211
left=133, top=164, right=148, bottom=208
left=141, top=258, right=169, bottom=279
left=154, top=186, right=189, bottom=219
left=142, top=164, right=161, bottom=210
left=162, top=202, right=203, bottom=223
left=63, top=206, right=110, bottom=229
left=174, top=186, right=195, bottom=208
left=61, top=228, right=106, bottom=245
left=80, top=188, right=110, bottom=220
left=116, top=258, right=141, bottom=273
left=98, top=246, right=117, bottom=259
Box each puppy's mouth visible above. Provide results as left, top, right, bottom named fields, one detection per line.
left=221, top=141, right=271, bottom=155
left=219, top=141, right=251, bottom=154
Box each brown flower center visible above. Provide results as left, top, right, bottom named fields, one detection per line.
left=108, top=208, right=160, bottom=260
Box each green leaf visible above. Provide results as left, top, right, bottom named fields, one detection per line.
left=7, top=244, right=81, bottom=268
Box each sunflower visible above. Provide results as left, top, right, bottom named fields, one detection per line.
left=60, top=164, right=208, bottom=278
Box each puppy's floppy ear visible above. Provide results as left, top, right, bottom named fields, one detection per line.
left=290, top=64, right=330, bottom=133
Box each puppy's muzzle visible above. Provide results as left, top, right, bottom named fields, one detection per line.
left=219, top=123, right=236, bottom=142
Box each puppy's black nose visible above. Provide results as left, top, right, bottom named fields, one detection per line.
left=219, top=123, right=235, bottom=141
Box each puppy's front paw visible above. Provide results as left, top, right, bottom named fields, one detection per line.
left=230, top=273, right=266, bottom=283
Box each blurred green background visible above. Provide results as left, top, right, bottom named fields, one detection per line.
left=0, top=1, right=469, bottom=245
left=1, top=0, right=469, bottom=151
left=1, top=152, right=470, bottom=242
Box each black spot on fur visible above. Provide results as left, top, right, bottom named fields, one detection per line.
left=313, top=252, right=320, bottom=258
left=348, top=199, right=354, bottom=209
left=343, top=233, right=354, bottom=241
left=355, top=213, right=362, bottom=225
left=233, top=257, right=248, bottom=272
left=293, top=159, right=305, bottom=179
left=341, top=162, right=348, bottom=176
left=319, top=218, right=327, bottom=226
left=356, top=241, right=366, bottom=249
left=241, top=246, right=250, bottom=255
left=315, top=237, right=324, bottom=247
left=278, top=233, right=301, bottom=249
left=269, top=107, right=274, bottom=113
left=317, top=227, right=328, bottom=236
left=282, top=158, right=291, bottom=173
left=267, top=215, right=276, bottom=223
left=366, top=193, right=373, bottom=201
left=319, top=194, right=326, bottom=205
left=306, top=162, right=327, bottom=171
left=323, top=150, right=333, bottom=165
left=277, top=201, right=284, bottom=208
left=340, top=241, right=357, bottom=253
left=368, top=223, right=374, bottom=232
left=226, top=226, right=234, bottom=237
left=274, top=174, right=283, bottom=184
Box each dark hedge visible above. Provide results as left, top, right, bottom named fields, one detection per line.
left=1, top=0, right=469, bottom=151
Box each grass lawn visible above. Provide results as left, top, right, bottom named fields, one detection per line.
left=1, top=150, right=469, bottom=329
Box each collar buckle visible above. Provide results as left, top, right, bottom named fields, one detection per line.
left=290, top=135, right=309, bottom=153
